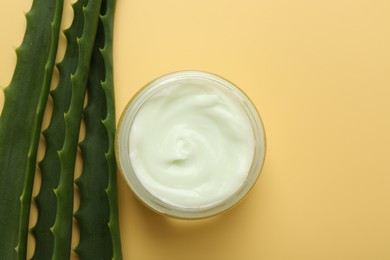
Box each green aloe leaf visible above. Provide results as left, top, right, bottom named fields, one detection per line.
left=0, top=0, right=63, bottom=259
left=50, top=0, right=103, bottom=259
left=32, top=0, right=88, bottom=259
left=75, top=0, right=123, bottom=258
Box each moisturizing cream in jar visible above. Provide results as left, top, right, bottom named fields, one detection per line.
left=116, top=71, right=266, bottom=219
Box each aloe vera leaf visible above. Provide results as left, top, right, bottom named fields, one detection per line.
left=32, top=0, right=88, bottom=259
left=74, top=0, right=123, bottom=258
left=102, top=1, right=124, bottom=258
left=0, top=0, right=63, bottom=259
left=74, top=4, right=111, bottom=259
left=51, top=1, right=103, bottom=259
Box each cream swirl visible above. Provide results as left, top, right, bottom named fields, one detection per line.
left=129, top=83, right=255, bottom=208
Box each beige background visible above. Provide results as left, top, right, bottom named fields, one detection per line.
left=1, top=0, right=390, bottom=259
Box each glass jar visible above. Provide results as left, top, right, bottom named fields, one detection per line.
left=116, top=71, right=266, bottom=219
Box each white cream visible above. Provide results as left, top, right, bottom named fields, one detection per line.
left=129, top=82, right=255, bottom=209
